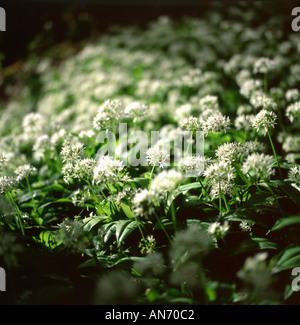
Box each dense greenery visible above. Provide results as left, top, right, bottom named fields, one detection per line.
left=1, top=3, right=300, bottom=305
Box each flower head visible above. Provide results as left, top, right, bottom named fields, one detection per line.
left=252, top=109, right=277, bottom=135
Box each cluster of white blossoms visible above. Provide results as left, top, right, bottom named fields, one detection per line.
left=178, top=155, right=210, bottom=176
left=208, top=220, right=230, bottom=236
left=22, top=112, right=46, bottom=141
left=14, top=164, right=37, bottom=182
left=239, top=221, right=253, bottom=232
left=146, top=146, right=170, bottom=168
left=200, top=112, right=231, bottom=136
left=132, top=169, right=183, bottom=218
left=250, top=91, right=277, bottom=110
left=234, top=114, right=255, bottom=131
left=288, top=166, right=300, bottom=186
left=204, top=160, right=235, bottom=198
left=252, top=109, right=277, bottom=135
left=281, top=135, right=300, bottom=153
left=60, top=141, right=85, bottom=163
left=239, top=78, right=263, bottom=99
left=124, top=101, right=149, bottom=122
left=0, top=176, right=18, bottom=194
left=93, top=99, right=125, bottom=131
left=62, top=158, right=97, bottom=184
left=241, top=153, right=275, bottom=180
left=285, top=89, right=300, bottom=102
left=253, top=57, right=276, bottom=74
left=180, top=116, right=202, bottom=132
left=150, top=169, right=183, bottom=198
left=0, top=153, right=8, bottom=172
left=93, top=155, right=128, bottom=185
left=199, top=95, right=219, bottom=111
left=286, top=102, right=300, bottom=123
left=215, top=142, right=245, bottom=162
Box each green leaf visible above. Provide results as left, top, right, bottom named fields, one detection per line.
left=82, top=215, right=107, bottom=232
left=273, top=246, right=300, bottom=273
left=116, top=219, right=138, bottom=244
left=144, top=172, right=151, bottom=179
left=271, top=215, right=300, bottom=231
left=121, top=203, right=136, bottom=219
left=234, top=237, right=277, bottom=255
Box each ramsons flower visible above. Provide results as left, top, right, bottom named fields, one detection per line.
left=146, top=147, right=169, bottom=168
left=14, top=164, right=37, bottom=182
left=252, top=109, right=277, bottom=135
left=242, top=153, right=275, bottom=180
left=200, top=112, right=231, bottom=136
left=288, top=166, right=300, bottom=186
left=93, top=155, right=126, bottom=184
left=286, top=102, right=300, bottom=123
left=253, top=57, right=276, bottom=74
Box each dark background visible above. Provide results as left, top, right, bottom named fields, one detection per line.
left=0, top=0, right=299, bottom=68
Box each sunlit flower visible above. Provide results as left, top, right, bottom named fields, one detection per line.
left=252, top=109, right=277, bottom=135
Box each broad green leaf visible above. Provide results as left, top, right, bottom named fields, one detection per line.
left=271, top=215, right=300, bottom=231
left=82, top=215, right=107, bottom=232
left=116, top=219, right=138, bottom=244
left=121, top=202, right=136, bottom=219
left=234, top=237, right=277, bottom=255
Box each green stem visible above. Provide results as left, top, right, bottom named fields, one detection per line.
left=264, top=73, right=268, bottom=94
left=170, top=200, right=177, bottom=233
left=153, top=211, right=172, bottom=243
left=267, top=130, right=283, bottom=179
left=149, top=163, right=156, bottom=179
left=7, top=191, right=25, bottom=236
left=185, top=131, right=194, bottom=157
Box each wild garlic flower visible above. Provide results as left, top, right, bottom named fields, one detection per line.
left=146, top=146, right=169, bottom=168
left=239, top=221, right=253, bottom=232
left=200, top=112, right=231, bottom=136
left=60, top=142, right=85, bottom=162
left=234, top=114, right=255, bottom=131
left=215, top=142, right=245, bottom=162
left=62, top=158, right=97, bottom=184
left=242, top=153, right=275, bottom=180
left=199, top=95, right=219, bottom=111
left=208, top=221, right=230, bottom=236
left=282, top=135, right=300, bottom=153
left=210, top=179, right=235, bottom=198
left=32, top=134, right=51, bottom=161
left=250, top=91, right=277, bottom=110
left=14, top=164, right=37, bottom=182
left=285, top=89, right=300, bottom=102
left=22, top=112, right=45, bottom=136
left=252, top=109, right=277, bottom=135
left=93, top=155, right=126, bottom=184
left=204, top=160, right=235, bottom=183
left=286, top=102, right=300, bottom=123
left=174, top=103, right=193, bottom=121
left=124, top=101, right=149, bottom=121
left=239, top=79, right=263, bottom=98
left=72, top=188, right=91, bottom=207
left=178, top=155, right=209, bottom=176
left=288, top=166, right=300, bottom=186
left=243, top=140, right=266, bottom=154
left=0, top=176, right=18, bottom=194
left=180, top=116, right=202, bottom=132
left=150, top=169, right=183, bottom=197
left=237, top=104, right=253, bottom=116
left=57, top=218, right=86, bottom=252
left=253, top=57, right=276, bottom=74
left=93, top=99, right=124, bottom=131
left=0, top=153, right=8, bottom=171
left=132, top=188, right=155, bottom=219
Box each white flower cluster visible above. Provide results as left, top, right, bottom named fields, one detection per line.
left=93, top=99, right=125, bottom=131
left=288, top=166, right=300, bottom=186
left=93, top=155, right=128, bottom=185
left=178, top=155, right=209, bottom=176
left=146, top=146, right=170, bottom=168
left=250, top=91, right=277, bottom=110
left=204, top=160, right=235, bottom=198
left=180, top=116, right=202, bottom=132
left=62, top=158, right=97, bottom=184
left=215, top=142, right=245, bottom=162
left=252, top=109, right=277, bottom=135
left=0, top=176, right=18, bottom=194
left=60, top=141, right=85, bottom=162
left=201, top=112, right=231, bottom=136
left=253, top=57, right=276, bottom=74
left=286, top=102, right=300, bottom=123
left=124, top=101, right=149, bottom=122
left=14, top=164, right=37, bottom=182
left=241, top=153, right=275, bottom=180
left=208, top=221, right=230, bottom=236
left=285, top=89, right=300, bottom=102
left=0, top=153, right=8, bottom=172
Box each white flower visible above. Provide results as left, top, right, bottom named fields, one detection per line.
left=179, top=155, right=209, bottom=176
left=285, top=89, right=300, bottom=102
left=252, top=109, right=277, bottom=135
left=208, top=221, right=230, bottom=236
left=215, top=142, right=245, bottom=162
left=253, top=57, right=276, bottom=74
left=0, top=153, right=8, bottom=171
left=239, top=221, right=252, bottom=232
left=150, top=169, right=183, bottom=196
left=242, top=153, right=275, bottom=180
left=146, top=147, right=169, bottom=168
left=204, top=160, right=235, bottom=183
left=288, top=166, right=300, bottom=186
left=239, top=79, right=262, bottom=98
left=93, top=99, right=125, bottom=130
left=132, top=189, right=154, bottom=218
left=199, top=95, right=219, bottom=111
left=0, top=176, right=18, bottom=194
left=234, top=114, right=255, bottom=131
left=282, top=135, right=300, bottom=153
left=14, top=164, right=37, bottom=182
left=286, top=102, right=300, bottom=123
left=250, top=91, right=277, bottom=110
left=180, top=116, right=202, bottom=132
left=200, top=112, right=231, bottom=136
left=93, top=155, right=125, bottom=184
left=60, top=142, right=85, bottom=162
left=124, top=101, right=149, bottom=121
